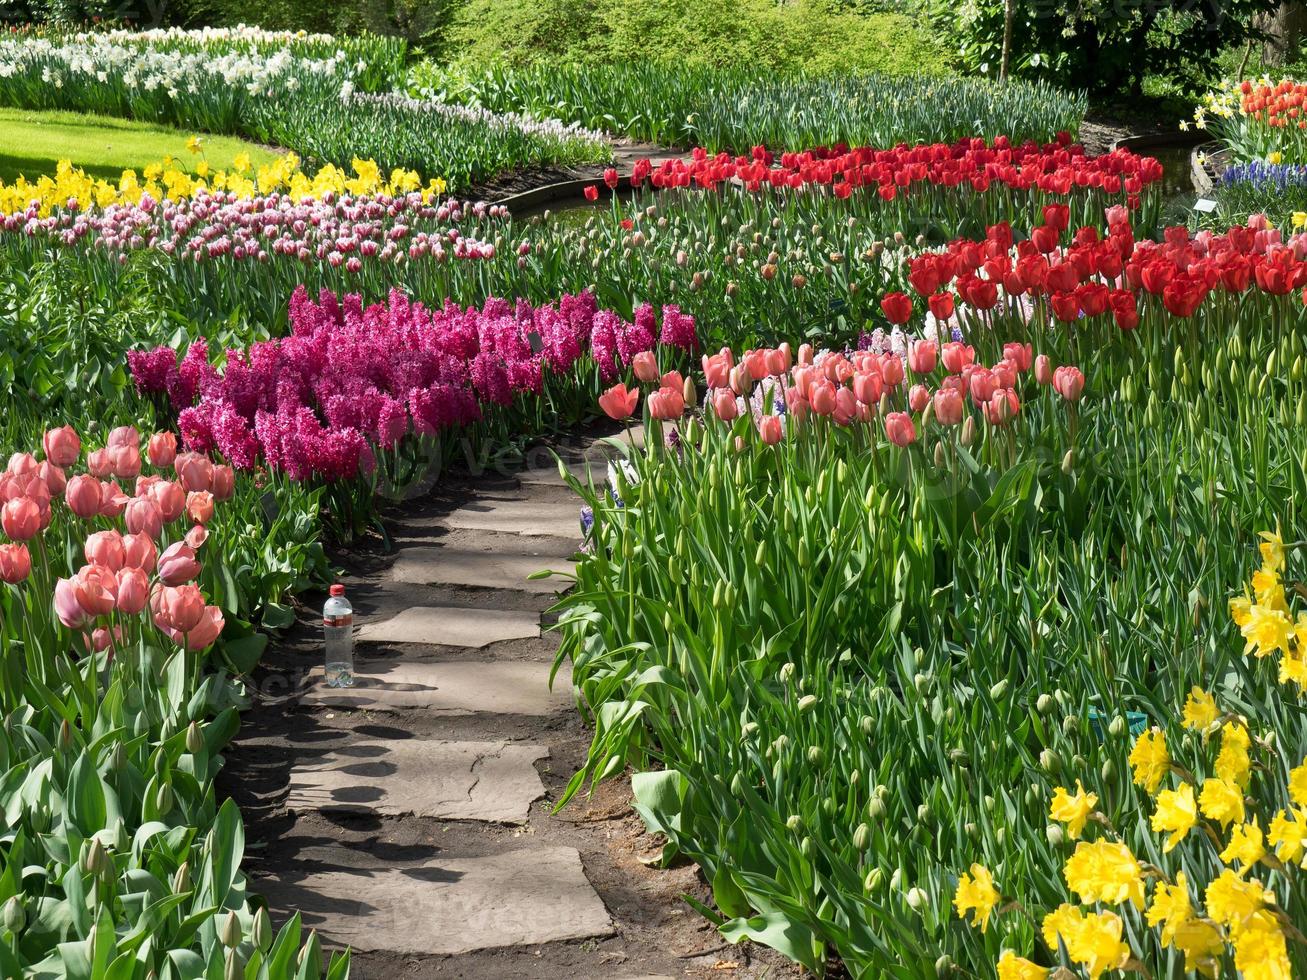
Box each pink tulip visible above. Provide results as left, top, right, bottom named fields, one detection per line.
left=631, top=351, right=660, bottom=383
left=712, top=388, right=740, bottom=421
left=808, top=381, right=837, bottom=417
left=941, top=342, right=975, bottom=374
left=884, top=412, right=917, bottom=447
left=758, top=415, right=783, bottom=445
left=834, top=387, right=858, bottom=425
left=36, top=461, right=66, bottom=495
left=991, top=360, right=1017, bottom=390
left=122, top=532, right=157, bottom=572
left=124, top=497, right=163, bottom=539
left=54, top=577, right=89, bottom=629
left=729, top=364, right=753, bottom=396
left=106, top=425, right=138, bottom=449
left=84, top=530, right=126, bottom=571
left=73, top=564, right=118, bottom=617
left=86, top=448, right=113, bottom=478
left=158, top=542, right=201, bottom=585
left=174, top=453, right=214, bottom=493
left=153, top=583, right=206, bottom=632
left=65, top=475, right=101, bottom=519
left=659, top=370, right=684, bottom=392
left=181, top=605, right=224, bottom=651
left=148, top=481, right=186, bottom=523
left=701, top=351, right=733, bottom=388
left=1034, top=354, right=1053, bottom=385
left=797, top=343, right=814, bottom=366
left=765, top=347, right=789, bottom=376
left=880, top=356, right=905, bottom=388
left=647, top=387, right=685, bottom=420
left=185, top=525, right=208, bottom=550
left=116, top=567, right=149, bottom=615
left=1003, top=342, right=1033, bottom=372
left=0, top=543, right=31, bottom=584
left=598, top=384, right=639, bottom=421
left=186, top=491, right=215, bottom=525
left=933, top=388, right=965, bottom=426
left=42, top=426, right=80, bottom=467
left=147, top=432, right=177, bottom=468
left=909, top=384, right=931, bottom=413
left=98, top=481, right=129, bottom=518
left=7, top=453, right=36, bottom=476
left=111, top=445, right=142, bottom=480
left=1, top=497, right=40, bottom=541
left=90, top=627, right=114, bottom=653
left=852, top=371, right=883, bottom=406
left=1053, top=365, right=1085, bottom=402
left=210, top=465, right=235, bottom=502
left=985, top=388, right=1021, bottom=425
left=968, top=368, right=997, bottom=405
left=907, top=340, right=938, bottom=375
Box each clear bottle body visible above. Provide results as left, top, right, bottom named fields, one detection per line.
left=323, top=593, right=354, bottom=688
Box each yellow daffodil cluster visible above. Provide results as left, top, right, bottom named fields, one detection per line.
left=956, top=531, right=1307, bottom=979
left=0, top=147, right=447, bottom=217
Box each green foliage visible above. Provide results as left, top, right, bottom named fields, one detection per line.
left=444, top=0, right=952, bottom=76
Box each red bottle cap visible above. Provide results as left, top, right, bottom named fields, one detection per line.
left=329, top=584, right=345, bottom=596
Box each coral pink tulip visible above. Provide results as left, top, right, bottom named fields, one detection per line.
left=0, top=543, right=30, bottom=584
left=36, top=461, right=66, bottom=495
left=147, top=432, right=177, bottom=468
left=107, top=425, right=139, bottom=449
left=210, top=465, right=235, bottom=501
left=124, top=497, right=163, bottom=539
left=7, top=452, right=37, bottom=477
left=701, top=351, right=733, bottom=388
left=98, top=481, right=128, bottom=518
left=985, top=388, right=1021, bottom=425
left=42, top=426, right=80, bottom=467
left=1034, top=354, right=1053, bottom=385
left=112, top=445, right=142, bottom=480
left=158, top=542, right=202, bottom=585
left=880, top=356, right=905, bottom=388
left=797, top=343, right=814, bottom=366
left=122, top=532, right=157, bottom=572
left=181, top=605, right=225, bottom=650
left=907, top=340, right=938, bottom=375
left=154, top=583, right=207, bottom=633
left=631, top=351, right=660, bottom=383
left=1053, top=366, right=1085, bottom=402
left=968, top=368, right=997, bottom=405
left=54, top=577, right=88, bottom=629
left=174, top=453, right=214, bottom=493
left=1003, top=342, right=1033, bottom=372
left=647, top=387, right=685, bottom=420
left=149, top=480, right=186, bottom=523
left=598, top=384, right=639, bottom=421
left=85, top=530, right=126, bottom=571
left=186, top=491, right=215, bottom=525
left=90, top=627, right=114, bottom=653
left=65, top=475, right=101, bottom=518
left=86, top=448, right=113, bottom=478
left=884, top=412, right=917, bottom=447
left=73, top=564, right=118, bottom=617
left=1, top=497, right=40, bottom=541
left=758, top=415, right=783, bottom=445
left=909, top=384, right=931, bottom=413
left=185, top=525, right=208, bottom=550
left=809, top=381, right=837, bottom=416
left=116, top=567, right=149, bottom=615
left=712, top=388, right=740, bottom=421
left=933, top=387, right=965, bottom=426
left=990, top=360, right=1017, bottom=390
left=941, top=342, right=975, bottom=374
left=852, top=371, right=883, bottom=405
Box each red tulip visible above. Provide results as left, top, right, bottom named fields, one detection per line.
left=880, top=291, right=914, bottom=325
left=927, top=292, right=955, bottom=321
left=584, top=185, right=599, bottom=202
left=1030, top=224, right=1060, bottom=254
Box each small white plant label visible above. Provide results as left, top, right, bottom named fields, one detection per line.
left=1193, top=198, right=1218, bottom=213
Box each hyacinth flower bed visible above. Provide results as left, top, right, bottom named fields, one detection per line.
left=1209, top=161, right=1307, bottom=230
left=0, top=423, right=346, bottom=977
left=128, top=287, right=699, bottom=534
left=426, top=64, right=1089, bottom=152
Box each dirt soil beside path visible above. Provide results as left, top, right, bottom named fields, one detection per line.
left=217, top=436, right=802, bottom=980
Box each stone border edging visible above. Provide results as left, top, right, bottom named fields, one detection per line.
left=497, top=176, right=630, bottom=214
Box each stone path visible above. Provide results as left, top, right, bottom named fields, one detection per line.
left=220, top=424, right=794, bottom=978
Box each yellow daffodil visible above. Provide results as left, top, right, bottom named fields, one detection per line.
left=1221, top=817, right=1267, bottom=868
left=1230, top=595, right=1253, bottom=626
left=954, top=863, right=1000, bottom=932
left=1049, top=780, right=1097, bottom=840
left=1199, top=777, right=1246, bottom=828
left=1268, top=807, right=1307, bottom=864
left=1042, top=902, right=1083, bottom=952
left=1242, top=603, right=1292, bottom=658
left=1232, top=910, right=1292, bottom=980
left=1181, top=686, right=1219, bottom=731
left=1063, top=839, right=1145, bottom=908
left=1172, top=919, right=1224, bottom=975
left=1205, top=869, right=1271, bottom=928
left=1128, top=729, right=1170, bottom=793
left=1215, top=722, right=1251, bottom=787
left=996, top=950, right=1047, bottom=980
left=1066, top=910, right=1132, bottom=980
left=1151, top=783, right=1197, bottom=852
left=1290, top=757, right=1307, bottom=806
left=1146, top=871, right=1192, bottom=946
left=186, top=134, right=204, bottom=154
left=1294, top=211, right=1307, bottom=230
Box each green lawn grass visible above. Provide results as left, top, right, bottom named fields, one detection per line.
left=0, top=108, right=280, bottom=183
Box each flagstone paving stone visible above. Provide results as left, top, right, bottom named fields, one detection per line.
left=355, top=605, right=539, bottom=647
left=262, top=847, right=614, bottom=955
left=390, top=547, right=570, bottom=594
left=286, top=738, right=548, bottom=823
left=441, top=497, right=582, bottom=538
left=300, top=659, right=571, bottom=715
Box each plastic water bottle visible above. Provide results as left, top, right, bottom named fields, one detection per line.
left=323, top=584, right=354, bottom=688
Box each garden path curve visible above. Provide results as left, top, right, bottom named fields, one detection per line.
left=219, top=425, right=795, bottom=979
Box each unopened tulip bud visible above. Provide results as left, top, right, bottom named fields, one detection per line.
left=1062, top=715, right=1078, bottom=735
left=173, top=862, right=191, bottom=893
left=682, top=377, right=697, bottom=408
left=1040, top=748, right=1061, bottom=773
left=936, top=955, right=954, bottom=977
left=906, top=887, right=927, bottom=911
left=853, top=823, right=871, bottom=850
left=59, top=719, right=72, bottom=751
left=785, top=815, right=802, bottom=833
left=933, top=442, right=945, bottom=468
left=1037, top=693, right=1055, bottom=714
left=225, top=950, right=243, bottom=980
left=1061, top=449, right=1075, bottom=474
left=1108, top=715, right=1126, bottom=737
left=2, top=896, right=23, bottom=935
left=806, top=745, right=824, bottom=766
left=960, top=416, right=976, bottom=446
left=864, top=868, right=883, bottom=891
left=155, top=782, right=173, bottom=816
left=186, top=722, right=204, bottom=755
left=859, top=715, right=873, bottom=735
left=297, top=935, right=322, bottom=974
left=83, top=838, right=108, bottom=877
left=1101, top=758, right=1116, bottom=781
left=221, top=910, right=242, bottom=948
left=989, top=679, right=1009, bottom=700
left=798, top=694, right=817, bottom=713
left=1046, top=823, right=1065, bottom=847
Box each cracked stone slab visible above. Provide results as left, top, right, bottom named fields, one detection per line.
left=441, top=497, right=582, bottom=539
left=390, top=547, right=570, bottom=594
left=286, top=739, right=547, bottom=824
left=354, top=605, right=539, bottom=647
left=300, top=659, right=571, bottom=715
left=262, top=847, right=614, bottom=955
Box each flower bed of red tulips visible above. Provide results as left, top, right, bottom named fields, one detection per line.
left=638, top=137, right=1163, bottom=205
left=876, top=208, right=1307, bottom=344
left=129, top=286, right=699, bottom=486
left=1238, top=78, right=1307, bottom=129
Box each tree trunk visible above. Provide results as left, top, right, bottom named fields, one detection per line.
left=1260, top=2, right=1307, bottom=66
left=999, top=0, right=1015, bottom=80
